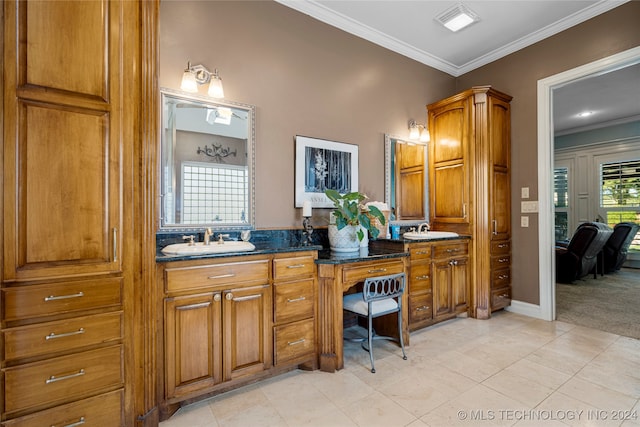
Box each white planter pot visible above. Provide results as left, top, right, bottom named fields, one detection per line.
left=328, top=224, right=360, bottom=252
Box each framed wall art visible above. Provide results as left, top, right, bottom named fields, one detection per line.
left=294, top=135, right=359, bottom=208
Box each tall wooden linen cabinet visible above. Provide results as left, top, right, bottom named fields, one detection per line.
left=428, top=86, right=512, bottom=319
left=1, top=1, right=158, bottom=425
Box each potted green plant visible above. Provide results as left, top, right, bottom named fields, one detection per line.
left=325, top=189, right=386, bottom=252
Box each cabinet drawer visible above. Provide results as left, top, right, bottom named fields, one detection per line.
left=491, top=254, right=511, bottom=270
left=2, top=278, right=122, bottom=322
left=409, top=264, right=431, bottom=293
left=274, top=318, right=315, bottom=365
left=409, top=244, right=431, bottom=261
left=432, top=242, right=468, bottom=259
left=491, top=286, right=511, bottom=311
left=1, top=389, right=123, bottom=427
left=274, top=279, right=315, bottom=324
left=3, top=312, right=122, bottom=361
left=165, top=259, right=269, bottom=292
left=491, top=268, right=511, bottom=288
left=409, top=294, right=433, bottom=323
left=342, top=260, right=404, bottom=284
left=4, top=345, right=123, bottom=414
left=491, top=240, right=511, bottom=255
left=273, top=255, right=316, bottom=281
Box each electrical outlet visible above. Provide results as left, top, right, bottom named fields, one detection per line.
left=521, top=187, right=529, bottom=199
left=521, top=216, right=529, bottom=227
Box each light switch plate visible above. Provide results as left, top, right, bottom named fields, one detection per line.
left=521, top=201, right=539, bottom=213
left=521, top=216, right=529, bottom=227
left=521, top=187, right=529, bottom=199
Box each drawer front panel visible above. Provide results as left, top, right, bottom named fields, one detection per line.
left=409, top=264, right=431, bottom=293
left=166, top=259, right=269, bottom=292
left=273, top=279, right=315, bottom=324
left=1, top=389, right=123, bottom=427
left=4, top=345, right=123, bottom=413
left=274, top=318, right=315, bottom=365
left=409, top=294, right=433, bottom=323
left=433, top=243, right=468, bottom=259
left=273, top=255, right=316, bottom=281
left=491, top=254, right=511, bottom=270
left=3, top=312, right=122, bottom=361
left=409, top=245, right=431, bottom=261
left=342, top=260, right=404, bottom=284
left=2, top=278, right=122, bottom=322
left=491, top=268, right=511, bottom=288
left=491, top=240, right=511, bottom=255
left=491, top=286, right=512, bottom=311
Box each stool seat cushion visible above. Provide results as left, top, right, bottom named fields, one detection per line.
left=343, top=292, right=398, bottom=316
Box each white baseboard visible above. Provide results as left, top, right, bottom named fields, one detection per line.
left=505, top=299, right=550, bottom=320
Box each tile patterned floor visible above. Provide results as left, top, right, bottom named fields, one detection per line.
left=159, top=311, right=640, bottom=427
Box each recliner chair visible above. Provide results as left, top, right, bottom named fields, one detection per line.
left=555, top=222, right=612, bottom=283
left=602, top=222, right=639, bottom=273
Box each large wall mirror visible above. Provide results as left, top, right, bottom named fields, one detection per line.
left=384, top=134, right=429, bottom=222
left=160, top=88, right=256, bottom=230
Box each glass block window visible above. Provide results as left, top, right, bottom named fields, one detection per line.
left=181, top=162, right=248, bottom=224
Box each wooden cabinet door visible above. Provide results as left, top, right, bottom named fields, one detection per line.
left=223, top=284, right=271, bottom=381
left=429, top=98, right=470, bottom=226
left=490, top=96, right=511, bottom=242
left=164, top=293, right=222, bottom=400
left=3, top=0, right=126, bottom=281
left=432, top=259, right=452, bottom=321
left=451, top=257, right=469, bottom=313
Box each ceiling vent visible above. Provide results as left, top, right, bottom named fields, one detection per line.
left=435, top=3, right=479, bottom=32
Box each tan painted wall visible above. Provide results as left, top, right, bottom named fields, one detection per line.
left=159, top=0, right=454, bottom=229
left=456, top=1, right=640, bottom=304
left=160, top=1, right=640, bottom=306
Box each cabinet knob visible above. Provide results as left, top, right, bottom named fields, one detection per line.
left=213, top=294, right=221, bottom=302
left=225, top=293, right=233, bottom=301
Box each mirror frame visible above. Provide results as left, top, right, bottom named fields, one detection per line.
left=159, top=87, right=256, bottom=231
left=384, top=133, right=429, bottom=223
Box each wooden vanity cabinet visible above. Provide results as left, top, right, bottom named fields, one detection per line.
left=158, top=251, right=317, bottom=419
left=431, top=241, right=469, bottom=322
left=428, top=86, right=512, bottom=319
left=1, top=1, right=144, bottom=424
left=406, top=244, right=433, bottom=330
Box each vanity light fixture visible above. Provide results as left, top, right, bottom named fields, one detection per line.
left=436, top=3, right=479, bottom=33
left=180, top=61, right=225, bottom=99
left=408, top=120, right=430, bottom=143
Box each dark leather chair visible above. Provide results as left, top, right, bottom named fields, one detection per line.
left=555, top=222, right=612, bottom=283
left=602, top=222, right=639, bottom=273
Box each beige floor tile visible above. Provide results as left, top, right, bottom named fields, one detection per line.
left=576, top=360, right=640, bottom=399
left=526, top=346, right=594, bottom=376
left=536, top=392, right=620, bottom=427
left=558, top=376, right=638, bottom=412
left=341, top=390, right=417, bottom=427
left=483, top=368, right=556, bottom=407
left=306, top=369, right=376, bottom=409
left=159, top=400, right=218, bottom=427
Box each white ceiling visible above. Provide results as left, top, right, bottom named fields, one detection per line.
left=276, top=0, right=640, bottom=134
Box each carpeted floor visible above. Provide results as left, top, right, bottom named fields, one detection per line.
left=556, top=267, right=640, bottom=339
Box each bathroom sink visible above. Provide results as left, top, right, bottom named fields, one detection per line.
left=403, top=231, right=459, bottom=240
left=161, top=241, right=256, bottom=255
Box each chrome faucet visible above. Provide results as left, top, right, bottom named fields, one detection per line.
left=217, top=233, right=230, bottom=244
left=418, top=222, right=430, bottom=233
left=204, top=228, right=213, bottom=245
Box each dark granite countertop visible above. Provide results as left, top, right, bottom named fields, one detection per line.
left=382, top=234, right=472, bottom=243
left=156, top=241, right=323, bottom=263
left=315, top=246, right=409, bottom=264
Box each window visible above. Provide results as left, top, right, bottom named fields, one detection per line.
left=182, top=162, right=248, bottom=224
left=554, top=166, right=569, bottom=241
left=600, top=159, right=640, bottom=251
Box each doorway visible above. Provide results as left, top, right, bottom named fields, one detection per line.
left=537, top=46, right=640, bottom=321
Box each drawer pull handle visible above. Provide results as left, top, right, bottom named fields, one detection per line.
left=287, top=296, right=306, bottom=303
left=498, top=258, right=509, bottom=263
left=415, top=275, right=430, bottom=280
left=498, top=274, right=509, bottom=280
left=498, top=243, right=508, bottom=248
left=287, top=338, right=306, bottom=346
left=44, top=292, right=84, bottom=302
left=367, top=268, right=387, bottom=274
left=113, top=227, right=118, bottom=262
left=208, top=273, right=235, bottom=280
left=500, top=293, right=510, bottom=298
left=46, top=369, right=85, bottom=384
left=52, top=417, right=86, bottom=427
left=449, top=260, right=459, bottom=266
left=446, top=248, right=460, bottom=253
left=46, top=328, right=85, bottom=340
left=416, top=306, right=430, bottom=311
left=286, top=264, right=305, bottom=269
left=415, top=251, right=428, bottom=255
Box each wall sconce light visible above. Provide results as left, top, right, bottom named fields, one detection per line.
left=408, top=120, right=430, bottom=143
left=180, top=61, right=225, bottom=99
